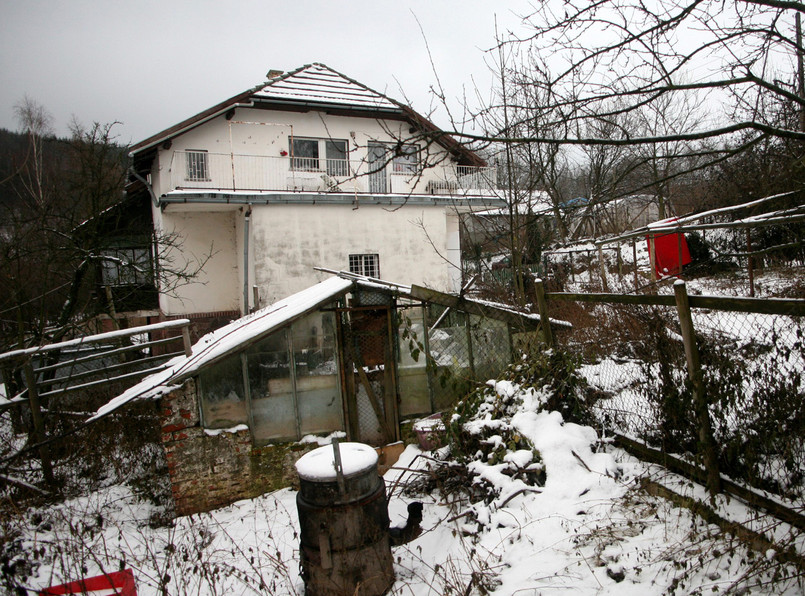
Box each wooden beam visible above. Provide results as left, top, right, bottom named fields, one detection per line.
left=409, top=285, right=541, bottom=330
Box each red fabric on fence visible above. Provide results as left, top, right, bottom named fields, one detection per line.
left=648, top=232, right=691, bottom=277
left=39, top=568, right=137, bottom=595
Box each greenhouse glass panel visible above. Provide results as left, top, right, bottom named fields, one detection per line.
left=247, top=328, right=297, bottom=442
left=397, top=305, right=431, bottom=416
left=199, top=355, right=247, bottom=429
left=292, top=312, right=343, bottom=435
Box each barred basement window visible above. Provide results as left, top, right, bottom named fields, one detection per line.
left=349, top=254, right=379, bottom=278
left=186, top=150, right=209, bottom=181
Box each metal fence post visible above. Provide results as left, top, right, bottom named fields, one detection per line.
left=23, top=360, right=55, bottom=488
left=673, top=280, right=721, bottom=496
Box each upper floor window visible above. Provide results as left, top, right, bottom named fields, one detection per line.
left=186, top=150, right=209, bottom=181
left=290, top=138, right=349, bottom=176
left=392, top=144, right=419, bottom=174
left=349, top=253, right=379, bottom=278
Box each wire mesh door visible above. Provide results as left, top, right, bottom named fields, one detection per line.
left=338, top=306, right=399, bottom=445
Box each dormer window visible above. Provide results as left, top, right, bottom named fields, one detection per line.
left=186, top=150, right=209, bottom=181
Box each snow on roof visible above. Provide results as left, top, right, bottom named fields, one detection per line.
left=472, top=191, right=554, bottom=217
left=92, top=276, right=353, bottom=421
left=255, top=63, right=400, bottom=110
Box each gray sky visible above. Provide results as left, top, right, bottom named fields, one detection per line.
left=0, top=0, right=532, bottom=146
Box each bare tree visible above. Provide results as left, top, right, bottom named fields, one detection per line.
left=447, top=1, right=805, bottom=182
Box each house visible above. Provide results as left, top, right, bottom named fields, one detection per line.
left=98, top=273, right=561, bottom=515
left=125, top=63, right=501, bottom=337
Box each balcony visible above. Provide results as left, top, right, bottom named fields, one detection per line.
left=168, top=151, right=496, bottom=196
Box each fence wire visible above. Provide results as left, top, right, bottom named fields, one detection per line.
left=549, top=297, right=805, bottom=503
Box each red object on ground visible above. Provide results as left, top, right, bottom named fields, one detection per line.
left=648, top=231, right=691, bottom=277
left=39, top=569, right=137, bottom=595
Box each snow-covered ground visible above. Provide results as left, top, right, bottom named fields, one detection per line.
left=9, top=381, right=804, bottom=595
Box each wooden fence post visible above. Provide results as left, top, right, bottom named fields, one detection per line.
left=673, top=280, right=721, bottom=496
left=534, top=279, right=554, bottom=348
left=746, top=229, right=755, bottom=298
left=598, top=245, right=609, bottom=292
left=23, top=360, right=55, bottom=488
left=181, top=324, right=193, bottom=357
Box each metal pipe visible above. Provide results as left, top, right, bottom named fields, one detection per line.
left=242, top=208, right=252, bottom=315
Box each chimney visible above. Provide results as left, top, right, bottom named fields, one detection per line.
left=267, top=69, right=284, bottom=79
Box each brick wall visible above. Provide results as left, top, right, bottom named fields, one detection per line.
left=159, top=378, right=312, bottom=516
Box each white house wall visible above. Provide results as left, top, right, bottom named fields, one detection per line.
left=250, top=204, right=457, bottom=306
left=157, top=210, right=240, bottom=316
left=150, top=107, right=457, bottom=197
left=148, top=105, right=471, bottom=315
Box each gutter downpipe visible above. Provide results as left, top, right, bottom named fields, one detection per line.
left=129, top=168, right=159, bottom=208
left=243, top=207, right=252, bottom=315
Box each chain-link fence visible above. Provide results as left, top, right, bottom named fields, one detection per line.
left=545, top=289, right=805, bottom=504
left=395, top=301, right=520, bottom=416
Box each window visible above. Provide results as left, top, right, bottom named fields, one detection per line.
left=199, top=311, right=341, bottom=442
left=291, top=138, right=319, bottom=171
left=349, top=254, right=379, bottom=278
left=392, top=143, right=419, bottom=174
left=290, top=137, right=349, bottom=175
left=325, top=139, right=348, bottom=176
left=101, top=247, right=153, bottom=286
left=186, top=150, right=209, bottom=181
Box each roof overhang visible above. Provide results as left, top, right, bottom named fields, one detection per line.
left=158, top=190, right=506, bottom=210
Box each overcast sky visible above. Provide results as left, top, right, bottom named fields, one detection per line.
left=0, top=1, right=533, bottom=145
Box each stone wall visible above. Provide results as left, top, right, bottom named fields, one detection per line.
left=159, top=378, right=311, bottom=516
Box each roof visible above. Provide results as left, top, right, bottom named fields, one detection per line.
left=129, top=63, right=485, bottom=167
left=252, top=63, right=399, bottom=110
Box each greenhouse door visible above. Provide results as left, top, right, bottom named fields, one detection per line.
left=338, top=306, right=399, bottom=445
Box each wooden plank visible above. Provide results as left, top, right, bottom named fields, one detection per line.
left=615, top=434, right=805, bottom=533
left=0, top=319, right=191, bottom=362
left=688, top=295, right=805, bottom=316
left=642, top=480, right=805, bottom=574
left=547, top=292, right=676, bottom=307
left=23, top=362, right=54, bottom=487
left=35, top=351, right=185, bottom=390
left=410, top=285, right=541, bottom=330
left=37, top=363, right=172, bottom=400
left=546, top=291, right=805, bottom=316
left=33, top=336, right=183, bottom=374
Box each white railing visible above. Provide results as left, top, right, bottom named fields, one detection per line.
left=169, top=151, right=497, bottom=195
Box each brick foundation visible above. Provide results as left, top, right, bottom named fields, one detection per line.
left=159, top=378, right=312, bottom=516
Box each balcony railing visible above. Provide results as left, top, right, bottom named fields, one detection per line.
left=168, top=151, right=496, bottom=195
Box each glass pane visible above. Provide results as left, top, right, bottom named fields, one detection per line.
left=292, top=138, right=319, bottom=171
left=398, top=306, right=431, bottom=416
left=393, top=144, right=418, bottom=174
left=325, top=140, right=348, bottom=176
left=292, top=312, right=343, bottom=436
left=199, top=355, right=247, bottom=429
left=247, top=329, right=297, bottom=442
